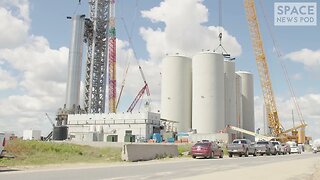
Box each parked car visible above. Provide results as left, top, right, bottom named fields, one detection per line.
left=255, top=140, right=277, bottom=156
left=298, top=143, right=305, bottom=152
left=0, top=132, right=5, bottom=156
left=289, top=142, right=301, bottom=154
left=191, top=141, right=223, bottom=159
left=227, top=139, right=256, bottom=157
left=313, top=146, right=318, bottom=154
left=281, top=143, right=291, bottom=154
left=271, top=141, right=284, bottom=155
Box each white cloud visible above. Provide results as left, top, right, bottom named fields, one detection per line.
left=0, top=0, right=30, bottom=49
left=139, top=27, right=165, bottom=63
left=0, top=67, right=17, bottom=90
left=0, top=36, right=68, bottom=135
left=0, top=36, right=69, bottom=97
left=0, top=0, right=30, bottom=22
left=292, top=73, right=302, bottom=81
left=285, top=48, right=320, bottom=72
left=0, top=47, right=68, bottom=136
left=140, top=0, right=242, bottom=60
left=0, top=7, right=29, bottom=48
left=0, top=1, right=68, bottom=136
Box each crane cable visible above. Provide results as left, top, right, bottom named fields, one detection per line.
left=214, top=0, right=230, bottom=56
left=258, top=0, right=305, bottom=125
left=116, top=0, right=140, bottom=109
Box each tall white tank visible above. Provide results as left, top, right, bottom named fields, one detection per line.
left=235, top=73, right=243, bottom=138
left=65, top=15, right=85, bottom=110
left=236, top=71, right=255, bottom=141
left=161, top=55, right=192, bottom=132
left=224, top=60, right=236, bottom=127
left=192, top=52, right=225, bottom=133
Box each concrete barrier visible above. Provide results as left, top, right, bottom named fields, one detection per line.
left=121, top=144, right=179, bottom=162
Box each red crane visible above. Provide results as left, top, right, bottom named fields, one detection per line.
left=108, top=0, right=117, bottom=113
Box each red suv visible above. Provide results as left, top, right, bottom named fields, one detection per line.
left=191, top=141, right=223, bottom=159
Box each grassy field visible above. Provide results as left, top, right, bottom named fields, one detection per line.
left=0, top=140, right=223, bottom=166
left=0, top=139, right=122, bottom=166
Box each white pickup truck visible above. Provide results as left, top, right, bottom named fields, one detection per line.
left=0, top=132, right=5, bottom=156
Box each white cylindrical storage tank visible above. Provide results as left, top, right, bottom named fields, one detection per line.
left=236, top=71, right=255, bottom=141
left=224, top=60, right=237, bottom=127
left=65, top=15, right=85, bottom=110
left=235, top=73, right=243, bottom=138
left=192, top=52, right=225, bottom=133
left=161, top=55, right=192, bottom=132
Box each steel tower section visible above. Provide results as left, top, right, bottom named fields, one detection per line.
left=108, top=0, right=116, bottom=113
left=84, top=0, right=110, bottom=113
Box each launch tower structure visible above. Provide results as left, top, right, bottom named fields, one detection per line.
left=83, top=0, right=116, bottom=113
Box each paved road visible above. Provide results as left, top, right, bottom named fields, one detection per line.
left=0, top=153, right=319, bottom=180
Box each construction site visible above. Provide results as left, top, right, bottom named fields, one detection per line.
left=26, top=0, right=310, bottom=147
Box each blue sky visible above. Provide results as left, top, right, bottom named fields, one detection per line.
left=0, top=0, right=319, bottom=138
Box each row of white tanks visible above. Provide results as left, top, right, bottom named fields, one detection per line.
left=161, top=52, right=255, bottom=136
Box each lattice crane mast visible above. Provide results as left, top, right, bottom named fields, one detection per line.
left=83, top=0, right=116, bottom=113
left=244, top=0, right=282, bottom=137
left=108, top=0, right=117, bottom=113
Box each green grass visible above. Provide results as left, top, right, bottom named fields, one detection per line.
left=0, top=139, right=121, bottom=166
left=177, top=144, right=192, bottom=156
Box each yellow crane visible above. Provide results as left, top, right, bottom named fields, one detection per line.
left=244, top=0, right=307, bottom=142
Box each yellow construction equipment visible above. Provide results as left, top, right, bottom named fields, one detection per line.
left=244, top=0, right=307, bottom=143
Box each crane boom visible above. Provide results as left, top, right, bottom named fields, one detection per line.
left=127, top=84, right=150, bottom=112
left=280, top=124, right=306, bottom=134
left=227, top=125, right=274, bottom=141
left=45, top=113, right=55, bottom=127
left=244, top=0, right=282, bottom=136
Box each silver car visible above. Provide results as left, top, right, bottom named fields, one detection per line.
left=290, top=143, right=301, bottom=154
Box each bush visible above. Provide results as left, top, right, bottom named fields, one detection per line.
left=177, top=144, right=192, bottom=156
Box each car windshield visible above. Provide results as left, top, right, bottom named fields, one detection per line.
left=257, top=141, right=269, bottom=145
left=195, top=143, right=209, bottom=147
left=272, top=142, right=279, bottom=145
left=233, top=140, right=247, bottom=144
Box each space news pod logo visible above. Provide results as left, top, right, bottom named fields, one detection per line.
left=274, top=2, right=317, bottom=26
